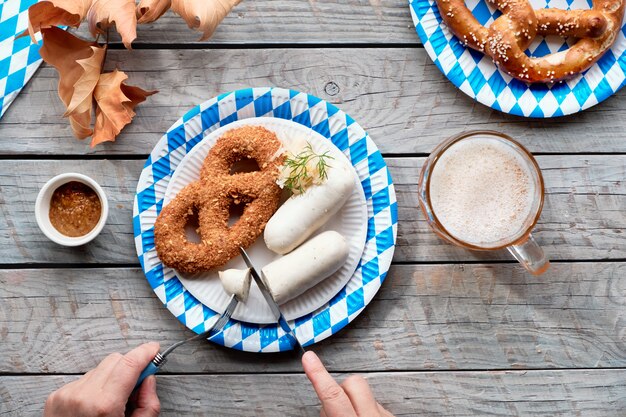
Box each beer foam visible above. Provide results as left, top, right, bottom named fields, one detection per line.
left=429, top=136, right=537, bottom=247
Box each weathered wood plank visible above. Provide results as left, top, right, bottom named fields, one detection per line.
left=74, top=0, right=417, bottom=45
left=2, top=370, right=626, bottom=416
left=0, top=157, right=623, bottom=264
left=1, top=263, right=624, bottom=374
left=394, top=156, right=626, bottom=263
left=3, top=49, right=626, bottom=155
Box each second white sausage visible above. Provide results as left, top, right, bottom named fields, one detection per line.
left=261, top=230, right=349, bottom=304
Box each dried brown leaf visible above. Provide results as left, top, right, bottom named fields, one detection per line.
left=88, top=0, right=137, bottom=48
left=136, top=0, right=171, bottom=24
left=171, top=0, right=240, bottom=41
left=39, top=27, right=105, bottom=139
left=25, top=0, right=92, bottom=42
left=66, top=50, right=106, bottom=116
left=92, top=69, right=157, bottom=147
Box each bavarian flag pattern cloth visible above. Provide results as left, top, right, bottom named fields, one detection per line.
left=0, top=0, right=42, bottom=118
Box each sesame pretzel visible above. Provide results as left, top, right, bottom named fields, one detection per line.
left=154, top=126, right=284, bottom=275
left=436, top=0, right=625, bottom=83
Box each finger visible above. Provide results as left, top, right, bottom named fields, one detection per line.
left=341, top=375, right=380, bottom=417
left=130, top=376, right=161, bottom=417
left=320, top=408, right=328, bottom=417
left=89, top=352, right=125, bottom=387
left=377, top=403, right=395, bottom=417
left=302, top=351, right=357, bottom=417
left=106, top=342, right=160, bottom=397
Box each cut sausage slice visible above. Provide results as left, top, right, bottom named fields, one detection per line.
left=218, top=268, right=252, bottom=302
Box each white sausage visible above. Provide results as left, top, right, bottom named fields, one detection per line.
left=264, top=154, right=355, bottom=255
left=218, top=268, right=252, bottom=302
left=261, top=231, right=349, bottom=304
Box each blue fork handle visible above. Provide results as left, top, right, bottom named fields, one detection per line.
left=134, top=361, right=161, bottom=391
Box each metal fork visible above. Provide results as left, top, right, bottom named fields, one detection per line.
left=134, top=294, right=239, bottom=389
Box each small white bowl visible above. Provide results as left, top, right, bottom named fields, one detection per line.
left=35, top=173, right=109, bottom=247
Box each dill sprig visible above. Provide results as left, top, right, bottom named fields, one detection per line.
left=282, top=143, right=334, bottom=194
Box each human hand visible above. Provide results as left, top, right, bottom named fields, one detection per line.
left=44, top=342, right=161, bottom=417
left=302, top=351, right=394, bottom=417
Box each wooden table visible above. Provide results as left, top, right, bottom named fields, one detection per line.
left=1, top=2, right=625, bottom=415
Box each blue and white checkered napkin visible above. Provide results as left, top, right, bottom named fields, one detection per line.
left=0, top=0, right=42, bottom=118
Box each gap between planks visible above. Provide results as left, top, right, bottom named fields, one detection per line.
left=104, top=42, right=425, bottom=50
left=2, top=366, right=626, bottom=377
left=0, top=259, right=625, bottom=270
left=2, top=152, right=626, bottom=161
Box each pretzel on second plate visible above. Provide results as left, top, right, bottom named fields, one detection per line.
left=154, top=126, right=284, bottom=275
left=435, top=0, right=625, bottom=83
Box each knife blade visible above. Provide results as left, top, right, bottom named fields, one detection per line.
left=239, top=247, right=306, bottom=355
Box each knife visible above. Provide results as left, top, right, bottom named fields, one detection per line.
left=134, top=294, right=239, bottom=390
left=239, top=247, right=306, bottom=355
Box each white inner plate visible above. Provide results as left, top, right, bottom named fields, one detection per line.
left=163, top=117, right=368, bottom=323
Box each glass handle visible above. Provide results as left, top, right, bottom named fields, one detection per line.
left=507, top=234, right=550, bottom=275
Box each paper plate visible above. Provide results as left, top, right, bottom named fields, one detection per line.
left=133, top=87, right=397, bottom=352
left=162, top=117, right=368, bottom=323
left=409, top=0, right=626, bottom=117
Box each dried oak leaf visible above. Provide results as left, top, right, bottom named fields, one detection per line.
left=92, top=69, right=157, bottom=147
left=88, top=0, right=137, bottom=48
left=136, top=0, right=171, bottom=24
left=25, top=0, right=92, bottom=42
left=171, top=0, right=241, bottom=41
left=39, top=27, right=105, bottom=139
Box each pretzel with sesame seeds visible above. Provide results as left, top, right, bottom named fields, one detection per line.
left=154, top=126, right=285, bottom=275
left=436, top=0, right=624, bottom=83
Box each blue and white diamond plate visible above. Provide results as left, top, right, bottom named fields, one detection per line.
left=409, top=0, right=626, bottom=117
left=133, top=87, right=398, bottom=352
left=0, top=0, right=43, bottom=118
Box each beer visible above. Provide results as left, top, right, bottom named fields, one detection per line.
left=429, top=135, right=538, bottom=248
left=418, top=131, right=549, bottom=275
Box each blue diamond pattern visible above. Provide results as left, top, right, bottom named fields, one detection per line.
left=593, top=78, right=612, bottom=100
left=471, top=1, right=494, bottom=26
left=346, top=288, right=365, bottom=313
left=167, top=125, right=186, bottom=152
left=312, top=118, right=331, bottom=138
left=573, top=78, right=592, bottom=106
left=134, top=87, right=397, bottom=352
left=152, top=155, right=171, bottom=183
left=292, top=108, right=312, bottom=127
left=468, top=66, right=487, bottom=94
left=349, top=138, right=368, bottom=165
left=529, top=40, right=551, bottom=58
left=253, top=90, right=273, bottom=116
left=529, top=105, right=544, bottom=118
left=0, top=0, right=47, bottom=118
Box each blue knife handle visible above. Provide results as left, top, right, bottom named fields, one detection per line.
left=134, top=361, right=160, bottom=391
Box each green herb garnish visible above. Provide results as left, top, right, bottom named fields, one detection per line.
left=282, top=143, right=334, bottom=194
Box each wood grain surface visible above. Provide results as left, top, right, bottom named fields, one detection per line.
left=3, top=49, right=626, bottom=156
left=0, top=156, right=623, bottom=264
left=2, top=3, right=626, bottom=415
left=2, top=370, right=625, bottom=416
left=1, top=263, right=624, bottom=374
left=73, top=1, right=417, bottom=45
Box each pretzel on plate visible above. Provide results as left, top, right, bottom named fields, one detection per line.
left=154, top=126, right=284, bottom=275
left=435, top=0, right=625, bottom=83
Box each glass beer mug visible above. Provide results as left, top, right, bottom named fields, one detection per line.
left=418, top=131, right=550, bottom=275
